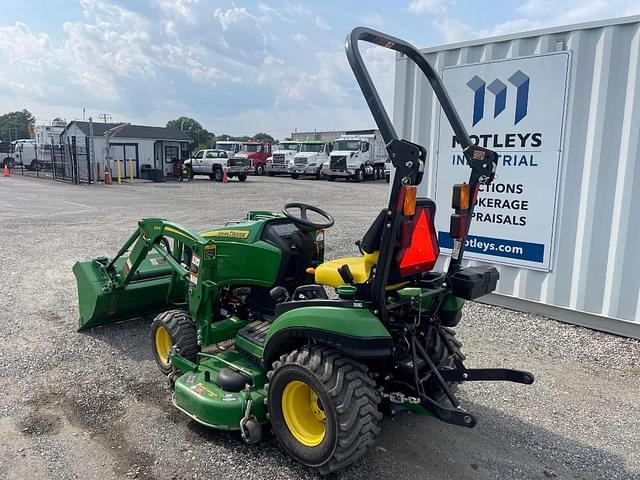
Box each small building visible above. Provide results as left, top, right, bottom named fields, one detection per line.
left=35, top=119, right=67, bottom=145
left=291, top=130, right=345, bottom=142
left=61, top=121, right=192, bottom=179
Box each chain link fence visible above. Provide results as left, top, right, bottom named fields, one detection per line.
left=3, top=137, right=94, bottom=184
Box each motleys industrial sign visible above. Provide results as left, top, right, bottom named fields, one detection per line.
left=435, top=52, right=570, bottom=271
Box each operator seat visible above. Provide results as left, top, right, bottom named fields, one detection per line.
left=314, top=209, right=386, bottom=288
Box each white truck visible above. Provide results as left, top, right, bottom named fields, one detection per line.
left=214, top=141, right=242, bottom=158
left=288, top=141, right=331, bottom=180
left=184, top=148, right=249, bottom=182
left=265, top=141, right=300, bottom=176
left=324, top=130, right=388, bottom=182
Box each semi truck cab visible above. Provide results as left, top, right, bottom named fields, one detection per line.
left=266, top=141, right=300, bottom=176
left=236, top=141, right=272, bottom=176
left=288, top=141, right=331, bottom=180
left=326, top=131, right=388, bottom=182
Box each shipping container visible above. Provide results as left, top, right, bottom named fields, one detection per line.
left=393, top=16, right=640, bottom=338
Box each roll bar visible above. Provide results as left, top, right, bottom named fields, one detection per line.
left=345, top=27, right=473, bottom=152
left=345, top=27, right=499, bottom=314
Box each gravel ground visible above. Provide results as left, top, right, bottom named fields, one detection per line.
left=0, top=174, right=638, bottom=480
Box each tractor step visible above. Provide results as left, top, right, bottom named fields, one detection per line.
left=235, top=320, right=270, bottom=362
left=237, top=320, right=270, bottom=346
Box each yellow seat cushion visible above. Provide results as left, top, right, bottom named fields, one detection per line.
left=314, top=252, right=379, bottom=288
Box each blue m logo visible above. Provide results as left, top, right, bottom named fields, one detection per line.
left=467, top=71, right=530, bottom=126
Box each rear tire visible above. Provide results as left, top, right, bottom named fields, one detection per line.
left=150, top=310, right=199, bottom=375
left=327, top=176, right=335, bottom=182
left=266, top=346, right=382, bottom=474
left=238, top=174, right=247, bottom=182
left=422, top=325, right=464, bottom=401
left=291, top=173, right=299, bottom=179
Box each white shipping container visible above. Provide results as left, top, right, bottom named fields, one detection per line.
left=393, top=16, right=640, bottom=338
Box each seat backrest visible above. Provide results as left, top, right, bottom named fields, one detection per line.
left=360, top=209, right=386, bottom=254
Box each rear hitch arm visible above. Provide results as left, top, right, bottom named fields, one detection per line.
left=439, top=367, right=534, bottom=385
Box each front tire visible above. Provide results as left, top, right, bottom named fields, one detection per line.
left=150, top=310, right=199, bottom=375
left=213, top=167, right=224, bottom=182
left=291, top=173, right=299, bottom=179
left=255, top=164, right=265, bottom=176
left=267, top=346, right=381, bottom=474
left=353, top=167, right=364, bottom=183
left=238, top=174, right=247, bottom=182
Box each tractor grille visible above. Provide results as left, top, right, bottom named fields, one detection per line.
left=330, top=156, right=346, bottom=170
left=294, top=157, right=307, bottom=165
left=272, top=153, right=285, bottom=164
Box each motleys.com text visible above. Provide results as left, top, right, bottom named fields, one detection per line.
left=438, top=232, right=545, bottom=263
left=465, top=237, right=523, bottom=254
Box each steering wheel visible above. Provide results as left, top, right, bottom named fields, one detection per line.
left=282, top=202, right=335, bottom=231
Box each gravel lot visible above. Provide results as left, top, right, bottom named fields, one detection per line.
left=0, top=175, right=638, bottom=480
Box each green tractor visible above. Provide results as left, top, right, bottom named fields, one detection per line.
left=73, top=28, right=534, bottom=474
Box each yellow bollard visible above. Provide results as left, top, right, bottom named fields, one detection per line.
left=115, top=160, right=122, bottom=185
left=129, top=159, right=134, bottom=183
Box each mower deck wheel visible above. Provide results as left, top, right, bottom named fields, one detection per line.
left=266, top=346, right=382, bottom=474
left=150, top=309, right=199, bottom=375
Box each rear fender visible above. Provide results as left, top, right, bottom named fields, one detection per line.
left=263, top=302, right=392, bottom=367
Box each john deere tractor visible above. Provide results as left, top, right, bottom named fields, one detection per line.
left=73, top=28, right=534, bottom=474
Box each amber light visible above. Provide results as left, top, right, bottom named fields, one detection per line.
left=452, top=184, right=470, bottom=210
left=402, top=186, right=417, bottom=216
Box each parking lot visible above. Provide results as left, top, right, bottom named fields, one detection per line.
left=0, top=174, right=638, bottom=480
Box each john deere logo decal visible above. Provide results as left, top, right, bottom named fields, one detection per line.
left=467, top=70, right=530, bottom=126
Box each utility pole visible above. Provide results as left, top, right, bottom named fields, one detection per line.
left=99, top=113, right=112, bottom=124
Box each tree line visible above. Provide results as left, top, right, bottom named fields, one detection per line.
left=0, top=110, right=34, bottom=143
left=166, top=116, right=276, bottom=150
left=0, top=111, right=278, bottom=149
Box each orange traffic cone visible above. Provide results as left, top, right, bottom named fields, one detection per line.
left=3, top=163, right=9, bottom=177
left=223, top=168, right=228, bottom=183
left=104, top=169, right=112, bottom=185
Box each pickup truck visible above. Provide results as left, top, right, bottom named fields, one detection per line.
left=184, top=149, right=249, bottom=182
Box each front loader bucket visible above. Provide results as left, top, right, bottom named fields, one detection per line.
left=73, top=255, right=182, bottom=331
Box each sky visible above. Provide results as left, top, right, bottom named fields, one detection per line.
left=0, top=0, right=638, bottom=139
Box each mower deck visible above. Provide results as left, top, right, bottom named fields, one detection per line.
left=172, top=348, right=268, bottom=430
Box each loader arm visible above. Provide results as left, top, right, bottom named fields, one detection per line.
left=74, top=219, right=219, bottom=331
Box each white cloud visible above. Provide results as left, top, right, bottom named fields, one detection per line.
left=315, top=16, right=331, bottom=30
left=292, top=32, right=307, bottom=42
left=359, top=13, right=384, bottom=27
left=626, top=3, right=640, bottom=14
left=408, top=0, right=446, bottom=13
left=435, top=0, right=638, bottom=44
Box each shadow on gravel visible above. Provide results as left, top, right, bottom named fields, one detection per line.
left=364, top=401, right=637, bottom=480
left=82, top=316, right=154, bottom=363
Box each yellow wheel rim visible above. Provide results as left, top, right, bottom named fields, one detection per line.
left=282, top=380, right=326, bottom=447
left=154, top=324, right=172, bottom=366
